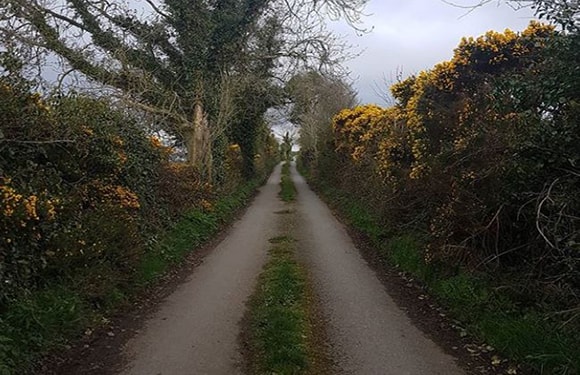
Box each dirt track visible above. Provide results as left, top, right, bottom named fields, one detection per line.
left=117, top=163, right=464, bottom=374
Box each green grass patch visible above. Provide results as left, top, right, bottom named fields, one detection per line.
left=433, top=273, right=491, bottom=316
left=269, top=235, right=294, bottom=244
left=301, top=171, right=580, bottom=374
left=279, top=162, right=297, bottom=202
left=136, top=209, right=219, bottom=283
left=0, top=287, right=94, bottom=375
left=247, top=236, right=310, bottom=375
left=478, top=311, right=577, bottom=371
left=387, top=235, right=434, bottom=282
left=341, top=201, right=385, bottom=242
left=433, top=273, right=580, bottom=372
left=315, top=183, right=387, bottom=243
left=0, top=179, right=262, bottom=375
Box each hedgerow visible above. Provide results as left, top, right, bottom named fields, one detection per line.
left=0, top=75, right=278, bottom=373
left=301, top=22, right=580, bottom=372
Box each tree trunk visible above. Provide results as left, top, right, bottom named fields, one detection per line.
left=184, top=101, right=212, bottom=180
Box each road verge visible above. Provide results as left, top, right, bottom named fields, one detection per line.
left=28, top=173, right=272, bottom=375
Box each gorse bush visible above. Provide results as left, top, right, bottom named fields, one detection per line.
left=0, top=76, right=279, bottom=304
left=309, top=21, right=579, bottom=318
left=0, top=75, right=278, bottom=372
left=293, top=20, right=580, bottom=373
left=0, top=80, right=165, bottom=303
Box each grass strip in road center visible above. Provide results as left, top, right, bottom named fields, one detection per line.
left=245, top=235, right=310, bottom=375
left=279, top=162, right=297, bottom=202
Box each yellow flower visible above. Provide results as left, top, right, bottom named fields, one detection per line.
left=81, top=126, right=94, bottom=136
left=0, top=82, right=12, bottom=92
left=201, top=199, right=213, bottom=212
left=118, top=151, right=128, bottom=165
left=113, top=186, right=140, bottom=209
left=150, top=136, right=163, bottom=148
left=1, top=183, right=23, bottom=217
left=46, top=200, right=57, bottom=220
left=30, top=92, right=42, bottom=103
left=113, top=136, right=124, bottom=147
left=24, top=195, right=39, bottom=220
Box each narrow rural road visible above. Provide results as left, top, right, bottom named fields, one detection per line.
left=118, top=163, right=463, bottom=375
left=119, top=165, right=283, bottom=375
left=291, top=164, right=464, bottom=375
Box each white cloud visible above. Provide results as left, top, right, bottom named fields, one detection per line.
left=330, top=0, right=538, bottom=104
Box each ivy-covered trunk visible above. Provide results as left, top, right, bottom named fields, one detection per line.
left=184, top=101, right=212, bottom=179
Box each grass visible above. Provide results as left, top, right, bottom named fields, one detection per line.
left=299, top=168, right=580, bottom=375
left=246, top=235, right=310, bottom=375
left=387, top=235, right=434, bottom=282
left=0, top=287, right=93, bottom=375
left=138, top=179, right=258, bottom=284
left=0, top=178, right=262, bottom=375
left=279, top=162, right=297, bottom=202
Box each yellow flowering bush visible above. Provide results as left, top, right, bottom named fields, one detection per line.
left=332, top=105, right=412, bottom=185
left=1, top=75, right=264, bottom=308
left=320, top=22, right=579, bottom=304
left=0, top=77, right=215, bottom=303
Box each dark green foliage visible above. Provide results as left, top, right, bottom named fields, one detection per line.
left=229, top=81, right=281, bottom=178
left=0, top=78, right=276, bottom=374
left=491, top=33, right=580, bottom=295
left=530, top=1, right=580, bottom=32
left=0, top=79, right=163, bottom=303
left=0, top=175, right=262, bottom=374
left=0, top=287, right=92, bottom=375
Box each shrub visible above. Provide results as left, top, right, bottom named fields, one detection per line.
left=301, top=22, right=580, bottom=373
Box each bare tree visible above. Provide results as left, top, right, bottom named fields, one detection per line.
left=442, top=0, right=579, bottom=31
left=372, top=67, right=407, bottom=106
left=287, top=70, right=357, bottom=162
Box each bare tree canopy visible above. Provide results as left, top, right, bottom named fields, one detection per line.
left=443, top=0, right=579, bottom=31
left=286, top=70, right=357, bottom=164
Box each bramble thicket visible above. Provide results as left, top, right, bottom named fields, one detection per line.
left=299, top=22, right=579, bottom=371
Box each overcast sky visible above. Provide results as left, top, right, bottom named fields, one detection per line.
left=328, top=0, right=537, bottom=104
